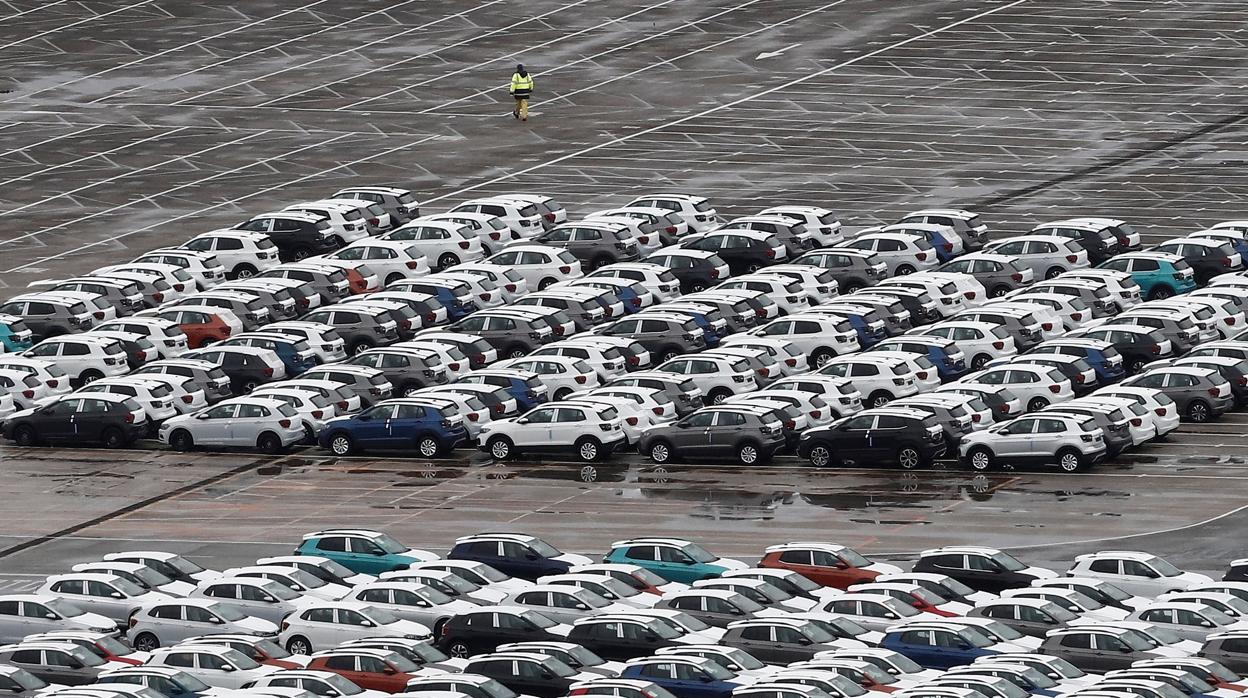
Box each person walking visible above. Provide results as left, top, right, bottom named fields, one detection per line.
left=510, top=64, right=533, bottom=121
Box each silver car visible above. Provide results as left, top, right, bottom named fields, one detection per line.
left=188, top=576, right=317, bottom=623
left=936, top=253, right=1035, bottom=298
left=0, top=595, right=117, bottom=642
left=38, top=573, right=172, bottom=624
left=159, top=397, right=305, bottom=453
left=342, top=581, right=478, bottom=634
left=127, top=599, right=278, bottom=652
left=960, top=412, right=1107, bottom=473
left=502, top=584, right=634, bottom=625
left=984, top=235, right=1090, bottom=280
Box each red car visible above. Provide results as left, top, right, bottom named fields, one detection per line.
left=153, top=308, right=232, bottom=348
left=759, top=542, right=903, bottom=590
left=850, top=582, right=962, bottom=617
left=307, top=648, right=422, bottom=692
left=569, top=563, right=677, bottom=596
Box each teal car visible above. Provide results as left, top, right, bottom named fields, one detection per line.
left=602, top=537, right=749, bottom=583
left=1098, top=251, right=1197, bottom=301
left=293, top=528, right=439, bottom=575
left=0, top=315, right=33, bottom=353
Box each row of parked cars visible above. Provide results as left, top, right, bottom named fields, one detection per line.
left=5, top=531, right=1248, bottom=698
left=3, top=189, right=1248, bottom=470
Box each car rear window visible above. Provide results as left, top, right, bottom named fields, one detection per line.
left=1047, top=369, right=1067, bottom=382
left=69, top=303, right=87, bottom=314
left=518, top=205, right=540, bottom=217
left=327, top=270, right=348, bottom=283
left=693, top=199, right=713, bottom=212
left=9, top=320, right=29, bottom=333
left=992, top=327, right=1011, bottom=339
left=276, top=404, right=298, bottom=418
left=1080, top=419, right=1098, bottom=432
left=368, top=374, right=389, bottom=386
left=597, top=407, right=619, bottom=421
left=397, top=193, right=418, bottom=205
left=818, top=212, right=840, bottom=225
left=315, top=220, right=332, bottom=231
left=892, top=365, right=909, bottom=375
left=343, top=209, right=364, bottom=221
left=913, top=356, right=935, bottom=369
left=1176, top=317, right=1196, bottom=329
left=366, top=204, right=385, bottom=216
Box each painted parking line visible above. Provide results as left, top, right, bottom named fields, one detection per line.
left=0, top=0, right=74, bottom=23
left=0, top=0, right=156, bottom=52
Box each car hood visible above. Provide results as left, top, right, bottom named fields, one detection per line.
left=343, top=572, right=376, bottom=586
left=713, top=557, right=750, bottom=571
left=135, top=590, right=175, bottom=605
left=489, top=578, right=535, bottom=593
left=937, top=600, right=973, bottom=615
left=397, top=548, right=442, bottom=564
left=547, top=622, right=574, bottom=638
left=71, top=611, right=121, bottom=633
left=231, top=615, right=280, bottom=634
left=1146, top=646, right=1190, bottom=658
left=554, top=553, right=594, bottom=567
left=1175, top=571, right=1215, bottom=587
left=383, top=618, right=433, bottom=638
left=989, top=640, right=1034, bottom=653
left=865, top=562, right=905, bottom=575
left=657, top=581, right=691, bottom=594
left=468, top=587, right=508, bottom=604
left=159, top=580, right=197, bottom=596
left=1022, top=566, right=1059, bottom=579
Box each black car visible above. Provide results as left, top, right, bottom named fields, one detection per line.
left=1078, top=324, right=1174, bottom=374
left=912, top=546, right=1054, bottom=593
left=436, top=609, right=564, bottom=658
left=1152, top=238, right=1243, bottom=285
left=234, top=212, right=339, bottom=261
left=565, top=617, right=686, bottom=661
left=1225, top=561, right=1248, bottom=582
left=644, top=249, right=728, bottom=294
left=679, top=232, right=784, bottom=275
left=258, top=264, right=351, bottom=304
left=447, top=534, right=575, bottom=581
left=1033, top=223, right=1120, bottom=265
left=637, top=405, right=787, bottom=466
left=180, top=346, right=281, bottom=394
left=2, top=394, right=146, bottom=448
left=461, top=653, right=581, bottom=698
left=798, top=407, right=946, bottom=469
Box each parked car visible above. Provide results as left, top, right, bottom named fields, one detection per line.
left=159, top=396, right=303, bottom=453
left=798, top=407, right=946, bottom=469
left=2, top=393, right=147, bottom=448
left=637, top=405, right=786, bottom=466
left=126, top=598, right=278, bottom=652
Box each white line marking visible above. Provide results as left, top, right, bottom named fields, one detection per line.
left=0, top=0, right=156, bottom=52
left=423, top=0, right=1032, bottom=205
left=0, top=128, right=188, bottom=200
left=0, top=123, right=100, bottom=158
left=0, top=0, right=73, bottom=23
left=3, top=134, right=440, bottom=272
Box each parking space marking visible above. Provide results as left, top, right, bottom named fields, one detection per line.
left=0, top=122, right=96, bottom=159
left=0, top=0, right=156, bottom=52
left=0, top=0, right=73, bottom=23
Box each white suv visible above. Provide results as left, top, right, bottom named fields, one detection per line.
left=145, top=645, right=280, bottom=688
left=983, top=234, right=1090, bottom=280
left=842, top=231, right=939, bottom=276
left=960, top=362, right=1076, bottom=412
left=750, top=313, right=859, bottom=368
left=626, top=193, right=720, bottom=233
left=450, top=198, right=545, bottom=238
left=320, top=240, right=429, bottom=287
left=960, top=412, right=1106, bottom=473
left=75, top=376, right=179, bottom=424
left=127, top=599, right=279, bottom=652
left=497, top=355, right=600, bottom=400
left=1067, top=552, right=1214, bottom=597
left=380, top=220, right=485, bottom=271
left=760, top=206, right=844, bottom=247
left=179, top=230, right=281, bottom=280
left=479, top=401, right=627, bottom=463
left=277, top=602, right=431, bottom=655
left=485, top=245, right=584, bottom=291
left=24, top=334, right=128, bottom=385
left=817, top=354, right=920, bottom=409
left=653, top=354, right=756, bottom=405
left=282, top=201, right=368, bottom=244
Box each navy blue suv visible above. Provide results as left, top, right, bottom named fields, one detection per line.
left=318, top=399, right=467, bottom=458
left=1026, top=338, right=1126, bottom=384
left=446, top=533, right=590, bottom=581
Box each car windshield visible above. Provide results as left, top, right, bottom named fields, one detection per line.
left=111, top=578, right=146, bottom=596
left=209, top=603, right=247, bottom=621
left=990, top=552, right=1027, bottom=572
left=911, top=588, right=946, bottom=605
left=1149, top=557, right=1182, bottom=577
left=701, top=662, right=735, bottom=680
left=1095, top=582, right=1132, bottom=602
left=222, top=648, right=261, bottom=670
left=324, top=675, right=364, bottom=695
left=835, top=548, right=871, bottom=568
left=169, top=556, right=206, bottom=575
left=778, top=572, right=821, bottom=593
left=682, top=544, right=717, bottom=563
left=69, top=648, right=105, bottom=667
left=286, top=568, right=327, bottom=589
left=960, top=627, right=994, bottom=647
left=799, top=622, right=835, bottom=643
left=630, top=568, right=668, bottom=587
left=566, top=645, right=606, bottom=667
left=131, top=566, right=174, bottom=587
left=521, top=610, right=557, bottom=629
left=45, top=599, right=85, bottom=617
left=387, top=654, right=421, bottom=673
left=1123, top=630, right=1158, bottom=650
left=255, top=639, right=291, bottom=659
left=651, top=617, right=693, bottom=636
left=10, top=669, right=46, bottom=691
left=365, top=607, right=401, bottom=625
left=263, top=582, right=299, bottom=601
left=718, top=648, right=765, bottom=670
left=1202, top=662, right=1240, bottom=682
left=97, top=635, right=134, bottom=656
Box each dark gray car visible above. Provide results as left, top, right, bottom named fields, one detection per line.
left=1039, top=626, right=1165, bottom=672
left=1198, top=630, right=1248, bottom=673
left=791, top=248, right=887, bottom=294
left=1022, top=279, right=1119, bottom=318
left=0, top=642, right=111, bottom=685
left=332, top=186, right=420, bottom=225
left=1121, top=366, right=1234, bottom=422
left=654, top=590, right=769, bottom=628
left=966, top=599, right=1079, bottom=637
left=511, top=292, right=607, bottom=332
left=449, top=309, right=554, bottom=359
left=535, top=222, right=641, bottom=270
left=347, top=347, right=448, bottom=396
left=636, top=405, right=786, bottom=465
left=258, top=264, right=350, bottom=303
left=594, top=313, right=706, bottom=362
left=722, top=618, right=845, bottom=664
left=49, top=277, right=146, bottom=316
left=605, top=372, right=703, bottom=416
left=301, top=303, right=401, bottom=355
left=936, top=253, right=1033, bottom=298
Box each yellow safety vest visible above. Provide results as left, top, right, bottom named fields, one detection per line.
left=510, top=72, right=534, bottom=96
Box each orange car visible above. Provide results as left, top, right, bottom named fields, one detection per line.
left=759, top=542, right=904, bottom=589
left=151, top=308, right=232, bottom=348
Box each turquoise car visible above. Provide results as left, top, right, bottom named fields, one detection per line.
left=294, top=528, right=439, bottom=575
left=0, top=315, right=33, bottom=353
left=602, top=537, right=748, bottom=583
left=1098, top=251, right=1197, bottom=301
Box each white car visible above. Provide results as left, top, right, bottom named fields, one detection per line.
left=817, top=354, right=920, bottom=409
left=432, top=270, right=507, bottom=309
left=1075, top=395, right=1158, bottom=445
left=265, top=322, right=347, bottom=364
left=1061, top=268, right=1144, bottom=310
left=1067, top=552, right=1214, bottom=597
left=448, top=262, right=531, bottom=302
left=379, top=221, right=484, bottom=272
left=100, top=551, right=220, bottom=584
left=38, top=573, right=172, bottom=623
left=959, top=363, right=1075, bottom=412
left=315, top=241, right=427, bottom=287
left=497, top=355, right=600, bottom=400
left=278, top=601, right=431, bottom=655
left=24, top=334, right=129, bottom=385
left=718, top=274, right=812, bottom=315
left=920, top=271, right=987, bottom=306
left=719, top=335, right=808, bottom=377
left=842, top=232, right=939, bottom=276
left=769, top=375, right=863, bottom=418
left=95, top=317, right=190, bottom=358
left=580, top=386, right=678, bottom=424
left=419, top=212, right=517, bottom=255
left=479, top=401, right=627, bottom=463
left=653, top=353, right=757, bottom=405
left=222, top=565, right=349, bottom=601
left=282, top=201, right=368, bottom=244
left=0, top=357, right=72, bottom=404
left=180, top=230, right=281, bottom=280
left=450, top=197, right=545, bottom=238
left=531, top=342, right=627, bottom=380
left=761, top=205, right=844, bottom=247
left=340, top=581, right=478, bottom=633
left=983, top=235, right=1091, bottom=280
left=145, top=645, right=281, bottom=688
left=254, top=555, right=374, bottom=587
left=188, top=576, right=316, bottom=624
left=127, top=599, right=277, bottom=652
left=626, top=193, right=721, bottom=233
left=876, top=276, right=967, bottom=318
left=70, top=560, right=194, bottom=597
left=750, top=314, right=859, bottom=368
left=484, top=244, right=584, bottom=291
left=74, top=376, right=179, bottom=424
left=134, top=250, right=227, bottom=290
left=159, top=397, right=304, bottom=453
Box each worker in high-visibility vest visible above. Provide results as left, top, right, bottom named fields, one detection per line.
left=510, top=64, right=534, bottom=121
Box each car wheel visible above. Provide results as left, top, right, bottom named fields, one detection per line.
left=447, top=641, right=471, bottom=659
left=1148, top=285, right=1174, bottom=300
left=660, top=346, right=682, bottom=362
left=538, top=278, right=556, bottom=290
left=349, top=339, right=374, bottom=355
left=812, top=349, right=835, bottom=368
left=648, top=440, right=673, bottom=464
left=133, top=632, right=159, bottom=652
left=488, top=436, right=514, bottom=460
left=1027, top=397, right=1049, bottom=412
left=257, top=432, right=283, bottom=454
left=285, top=636, right=312, bottom=655
left=505, top=345, right=527, bottom=360
left=102, top=428, right=127, bottom=450
left=807, top=442, right=833, bottom=467
left=170, top=429, right=194, bottom=452
left=385, top=273, right=405, bottom=286
left=689, top=282, right=708, bottom=293
left=868, top=390, right=893, bottom=409
left=843, top=281, right=864, bottom=293
left=967, top=446, right=995, bottom=471
left=736, top=441, right=762, bottom=465
left=897, top=445, right=922, bottom=470
left=989, top=285, right=1011, bottom=298
left=417, top=436, right=441, bottom=458
left=1187, top=399, right=1212, bottom=423
left=329, top=235, right=345, bottom=247
left=241, top=380, right=259, bottom=393
left=553, top=388, right=572, bottom=401
left=896, top=264, right=916, bottom=276
left=438, top=253, right=459, bottom=271
left=302, top=423, right=316, bottom=444
left=575, top=437, right=603, bottom=462
left=591, top=255, right=612, bottom=270
left=79, top=369, right=104, bottom=386
left=745, top=264, right=761, bottom=274
left=579, top=465, right=598, bottom=482
left=401, top=383, right=422, bottom=398
left=1056, top=447, right=1085, bottom=473
left=1045, top=266, right=1064, bottom=280
left=972, top=353, right=992, bottom=369
left=233, top=263, right=257, bottom=279
left=292, top=247, right=312, bottom=261
left=13, top=425, right=37, bottom=447
left=329, top=433, right=354, bottom=456
left=707, top=388, right=731, bottom=405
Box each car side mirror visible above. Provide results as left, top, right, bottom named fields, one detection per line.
left=525, top=553, right=539, bottom=561
left=1200, top=620, right=1215, bottom=628
left=540, top=671, right=555, bottom=680
left=66, top=660, right=84, bottom=669
left=210, top=617, right=224, bottom=624
left=675, top=421, right=689, bottom=429
left=797, top=637, right=812, bottom=646
left=196, top=413, right=210, bottom=420
left=517, top=418, right=529, bottom=425
left=44, top=613, right=58, bottom=620
left=883, top=613, right=898, bottom=620
left=360, top=620, right=375, bottom=627
left=699, top=676, right=713, bottom=683
left=262, top=596, right=276, bottom=603
left=325, top=691, right=340, bottom=697
left=221, top=665, right=236, bottom=673
left=575, top=604, right=589, bottom=611
left=110, top=592, right=125, bottom=599
left=730, top=608, right=743, bottom=616
left=957, top=641, right=972, bottom=650
left=383, top=667, right=397, bottom=676
left=291, top=585, right=305, bottom=591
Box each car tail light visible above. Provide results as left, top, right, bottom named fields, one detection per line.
left=181, top=395, right=194, bottom=404
left=1010, top=273, right=1023, bottom=282
left=996, top=404, right=1010, bottom=415
left=46, top=379, right=59, bottom=388
left=893, top=378, right=907, bottom=386
left=944, top=243, right=954, bottom=252
left=627, top=355, right=640, bottom=366
left=783, top=419, right=796, bottom=429
left=638, top=236, right=650, bottom=245
left=279, top=419, right=292, bottom=428
left=629, top=297, right=641, bottom=308
left=599, top=423, right=614, bottom=432
left=964, top=291, right=976, bottom=300
left=22, top=389, right=34, bottom=398
left=406, top=261, right=422, bottom=269
left=809, top=409, right=822, bottom=419
left=757, top=367, right=768, bottom=376
left=449, top=362, right=461, bottom=371
left=1130, top=417, right=1142, bottom=426
left=765, top=248, right=776, bottom=259
left=651, top=406, right=664, bottom=415
left=1072, top=312, right=1083, bottom=321
left=153, top=292, right=165, bottom=302
left=505, top=283, right=517, bottom=292
left=544, top=212, right=556, bottom=222
left=94, top=311, right=105, bottom=319
left=1042, top=322, right=1053, bottom=331
left=124, top=412, right=135, bottom=423
left=1075, top=374, right=1085, bottom=383
left=574, top=374, right=587, bottom=384
left=1227, top=317, right=1237, bottom=325
left=1209, top=387, right=1223, bottom=396
left=1224, top=257, right=1233, bottom=267
left=992, top=341, right=1005, bottom=350
left=1066, top=254, right=1078, bottom=263
left=1080, top=433, right=1095, bottom=443
left=1155, top=407, right=1166, bottom=416
left=311, top=410, right=323, bottom=418
left=1048, top=384, right=1061, bottom=393
left=490, top=404, right=504, bottom=415
left=128, top=616, right=139, bottom=629
left=971, top=412, right=982, bottom=423
left=785, top=357, right=798, bottom=367
left=489, top=231, right=502, bottom=240
left=626, top=416, right=638, bottom=426
left=174, top=283, right=185, bottom=291
left=710, top=267, right=720, bottom=279
left=399, top=319, right=412, bottom=330
left=262, top=367, right=274, bottom=377
left=281, top=620, right=290, bottom=632
left=337, top=400, right=349, bottom=410
left=1151, top=344, right=1162, bottom=354
left=559, top=265, right=572, bottom=274
left=468, top=412, right=480, bottom=421
left=916, top=252, right=929, bottom=261
left=666, top=226, right=677, bottom=234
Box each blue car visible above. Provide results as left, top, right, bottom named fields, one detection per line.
left=871, top=336, right=967, bottom=381
left=620, top=658, right=744, bottom=698
left=1026, top=338, right=1126, bottom=384
left=220, top=333, right=318, bottom=376
left=318, top=399, right=467, bottom=457
left=447, top=532, right=591, bottom=581
left=294, top=528, right=436, bottom=574
left=0, top=315, right=33, bottom=353
left=461, top=369, right=548, bottom=410
left=880, top=628, right=1001, bottom=669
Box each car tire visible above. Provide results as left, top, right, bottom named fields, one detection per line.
left=1027, top=397, right=1050, bottom=412
left=488, top=436, right=514, bottom=460
left=967, top=446, right=995, bottom=471
left=1187, top=399, right=1212, bottom=423
left=843, top=281, right=864, bottom=293
left=385, top=273, right=405, bottom=286
left=46, top=326, right=68, bottom=338
left=896, top=264, right=916, bottom=276
left=538, top=278, right=556, bottom=290
left=328, top=432, right=354, bottom=456
left=102, top=427, right=127, bottom=450
left=812, top=348, right=835, bottom=368
left=349, top=339, right=374, bottom=355
left=707, top=388, right=731, bottom=405
left=867, top=390, right=893, bottom=409
left=285, top=636, right=312, bottom=655
left=80, top=369, right=103, bottom=386
left=971, top=353, right=992, bottom=370
left=302, top=423, right=316, bottom=444
left=575, top=437, right=603, bottom=462
left=170, top=429, right=194, bottom=452
left=401, top=383, right=422, bottom=398
left=417, top=435, right=442, bottom=459
left=648, top=440, right=674, bottom=464
left=660, top=346, right=682, bottom=362
left=292, top=247, right=312, bottom=261
left=438, top=253, right=459, bottom=271
left=13, top=425, right=37, bottom=447
left=1045, top=266, right=1064, bottom=280
left=989, top=285, right=1011, bottom=298
left=1056, top=447, right=1085, bottom=473
left=897, top=445, right=922, bottom=470
left=132, top=632, right=159, bottom=653
left=447, top=641, right=471, bottom=659
left=232, top=263, right=257, bottom=279
left=807, top=442, right=834, bottom=467
left=257, top=432, right=283, bottom=454
left=591, top=255, right=612, bottom=270
left=689, top=282, right=708, bottom=293
left=553, top=388, right=572, bottom=401
left=745, top=264, right=761, bottom=274
left=505, top=345, right=527, bottom=360
left=329, top=235, right=345, bottom=247
left=241, top=380, right=259, bottom=393
left=736, top=440, right=763, bottom=465
left=1148, top=285, right=1174, bottom=300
